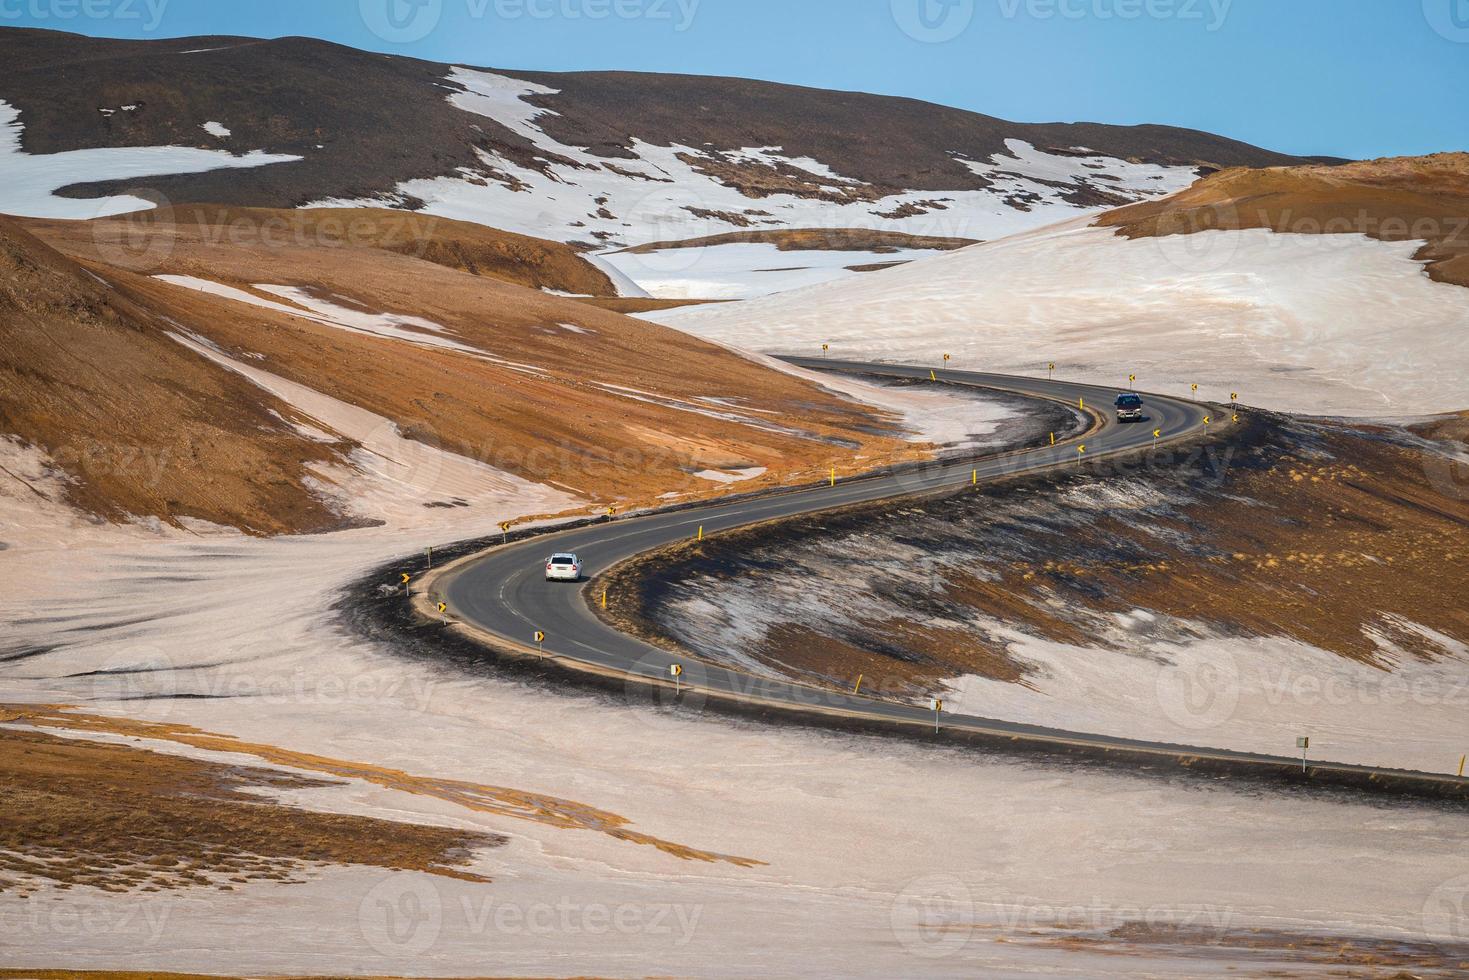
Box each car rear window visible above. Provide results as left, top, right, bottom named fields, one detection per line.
left=551, top=557, right=575, bottom=565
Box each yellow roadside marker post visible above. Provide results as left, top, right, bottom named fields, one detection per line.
left=1049, top=432, right=1055, bottom=447
left=929, top=369, right=937, bottom=381
left=697, top=525, right=704, bottom=541
left=534, top=630, right=546, bottom=656
left=670, top=663, right=683, bottom=695
left=601, top=590, right=608, bottom=610
left=930, top=697, right=943, bottom=734
left=853, top=674, right=864, bottom=695
left=830, top=467, right=836, bottom=487
left=972, top=469, right=977, bottom=485
left=1079, top=396, right=1085, bottom=411
left=1459, top=754, right=1465, bottom=778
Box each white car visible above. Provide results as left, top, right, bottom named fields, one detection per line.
left=544, top=553, right=582, bottom=582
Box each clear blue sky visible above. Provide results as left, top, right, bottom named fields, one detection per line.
left=6, top=0, right=1465, bottom=159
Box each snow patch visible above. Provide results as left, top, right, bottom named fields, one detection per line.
left=0, top=100, right=300, bottom=219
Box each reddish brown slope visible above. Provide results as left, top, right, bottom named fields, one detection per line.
left=0, top=215, right=345, bottom=534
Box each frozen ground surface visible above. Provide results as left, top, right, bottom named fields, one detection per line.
left=0, top=100, right=301, bottom=219
left=596, top=241, right=949, bottom=300
left=654, top=219, right=1469, bottom=417
left=3, top=436, right=1469, bottom=976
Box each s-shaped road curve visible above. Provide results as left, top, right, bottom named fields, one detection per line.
left=425, top=359, right=1467, bottom=796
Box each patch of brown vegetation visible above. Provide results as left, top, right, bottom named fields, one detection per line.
left=1099, top=152, right=1469, bottom=287
left=0, top=725, right=504, bottom=896
left=617, top=227, right=977, bottom=255
left=846, top=261, right=909, bottom=273
left=2, top=704, right=764, bottom=869
left=1045, top=921, right=1469, bottom=975
left=6, top=208, right=928, bottom=533
left=674, top=151, right=889, bottom=205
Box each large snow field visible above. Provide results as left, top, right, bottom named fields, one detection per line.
left=3, top=457, right=1468, bottom=974
left=0, top=100, right=301, bottom=219
left=653, top=218, right=1469, bottom=417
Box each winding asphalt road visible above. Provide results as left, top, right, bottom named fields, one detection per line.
left=431, top=360, right=1464, bottom=787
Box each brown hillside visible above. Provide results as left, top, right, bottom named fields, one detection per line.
left=0, top=215, right=346, bottom=534
left=1098, top=152, right=1469, bottom=287
left=0, top=27, right=1322, bottom=212
left=8, top=208, right=925, bottom=533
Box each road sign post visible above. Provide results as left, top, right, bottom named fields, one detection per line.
left=930, top=698, right=943, bottom=734
left=535, top=630, right=546, bottom=656
left=425, top=546, right=433, bottom=570
left=670, top=663, right=683, bottom=694
left=1297, top=736, right=1310, bottom=772
left=1048, top=362, right=1054, bottom=381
